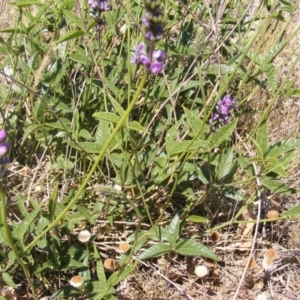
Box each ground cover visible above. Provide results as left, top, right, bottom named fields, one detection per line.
left=0, top=1, right=300, bottom=299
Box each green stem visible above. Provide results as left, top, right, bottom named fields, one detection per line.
left=24, top=70, right=149, bottom=252
left=0, top=184, right=37, bottom=299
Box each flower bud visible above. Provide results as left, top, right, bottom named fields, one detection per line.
left=0, top=129, right=7, bottom=142
left=0, top=142, right=9, bottom=156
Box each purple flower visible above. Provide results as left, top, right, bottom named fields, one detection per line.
left=88, top=0, right=110, bottom=11
left=0, top=142, right=9, bottom=156
left=0, top=129, right=7, bottom=142
left=131, top=43, right=166, bottom=74
left=211, top=95, right=238, bottom=126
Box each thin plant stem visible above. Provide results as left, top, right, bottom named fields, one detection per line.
left=24, top=70, right=149, bottom=252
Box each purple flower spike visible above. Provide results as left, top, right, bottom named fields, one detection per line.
left=0, top=129, right=7, bottom=142
left=131, top=43, right=166, bottom=74
left=211, top=95, right=238, bottom=127
left=0, top=142, right=9, bottom=156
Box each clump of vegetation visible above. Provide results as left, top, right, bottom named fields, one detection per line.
left=0, top=0, right=300, bottom=299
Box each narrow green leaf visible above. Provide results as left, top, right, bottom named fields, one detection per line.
left=126, top=230, right=149, bottom=251
left=261, top=41, right=286, bottom=64
left=147, top=226, right=169, bottom=241
left=78, top=129, right=92, bottom=140
left=216, top=148, right=233, bottom=181
left=56, top=30, right=84, bottom=44
left=237, top=155, right=255, bottom=176
left=48, top=184, right=59, bottom=221
left=76, top=205, right=94, bottom=224
left=167, top=139, right=208, bottom=157
left=188, top=215, right=209, bottom=223
left=12, top=204, right=42, bottom=242
left=63, top=9, right=83, bottom=29
left=138, top=244, right=172, bottom=260
left=267, top=159, right=288, bottom=178
left=106, top=262, right=137, bottom=287
left=207, top=119, right=238, bottom=149
left=50, top=287, right=82, bottom=299
left=183, top=107, right=208, bottom=137
left=93, top=112, right=121, bottom=123
left=167, top=214, right=180, bottom=247
left=110, top=97, right=125, bottom=116
left=256, top=119, right=268, bottom=156
left=175, top=239, right=220, bottom=261
left=94, top=245, right=107, bottom=287
left=262, top=176, right=298, bottom=194
left=281, top=204, right=300, bottom=218
left=17, top=195, right=29, bottom=217
left=129, top=121, right=147, bottom=132
left=33, top=99, right=46, bottom=123
left=67, top=141, right=102, bottom=153
left=266, top=139, right=300, bottom=159
left=261, top=63, right=277, bottom=94
left=10, top=0, right=40, bottom=7
left=2, top=272, right=17, bottom=288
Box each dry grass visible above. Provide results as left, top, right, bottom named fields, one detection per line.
left=1, top=1, right=300, bottom=299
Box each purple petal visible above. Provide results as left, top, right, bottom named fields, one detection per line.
left=0, top=129, right=7, bottom=143
left=140, top=54, right=150, bottom=66
left=152, top=50, right=166, bottom=61
left=0, top=142, right=9, bottom=156
left=150, top=61, right=163, bottom=74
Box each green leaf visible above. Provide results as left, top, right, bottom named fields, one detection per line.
left=45, top=119, right=72, bottom=133
left=237, top=155, right=255, bottom=176
left=188, top=215, right=209, bottom=223
left=79, top=129, right=92, bottom=140
left=22, top=124, right=42, bottom=145
left=76, top=205, right=94, bottom=224
left=183, top=107, right=208, bottom=138
left=93, top=112, right=121, bottom=123
left=175, top=239, right=220, bottom=261
left=10, top=0, right=40, bottom=8
left=106, top=262, right=136, bottom=287
left=2, top=272, right=17, bottom=288
left=281, top=204, right=300, bottom=218
left=267, top=159, right=288, bottom=178
left=129, top=121, right=147, bottom=132
left=126, top=230, right=149, bottom=251
left=109, top=97, right=125, bottom=116
left=33, top=99, right=46, bottom=123
left=94, top=245, right=107, bottom=287
left=50, top=287, right=82, bottom=299
left=56, top=30, right=84, bottom=44
left=68, top=141, right=103, bottom=153
left=63, top=9, right=83, bottom=29
left=207, top=119, right=238, bottom=149
left=216, top=148, right=233, bottom=181
left=256, top=119, right=268, bottom=156
left=12, top=203, right=42, bottom=242
left=167, top=139, right=208, bottom=157
left=138, top=244, right=172, bottom=260
left=48, top=184, right=58, bottom=221
left=147, top=226, right=169, bottom=241
left=261, top=41, right=286, bottom=64
left=266, top=139, right=300, bottom=159
left=167, top=214, right=181, bottom=247
left=262, top=176, right=298, bottom=195
left=261, top=63, right=277, bottom=94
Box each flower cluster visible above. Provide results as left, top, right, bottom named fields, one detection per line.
left=88, top=0, right=110, bottom=29
left=131, top=42, right=166, bottom=74
left=131, top=0, right=166, bottom=74
left=211, top=95, right=238, bottom=126
left=0, top=129, right=10, bottom=179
